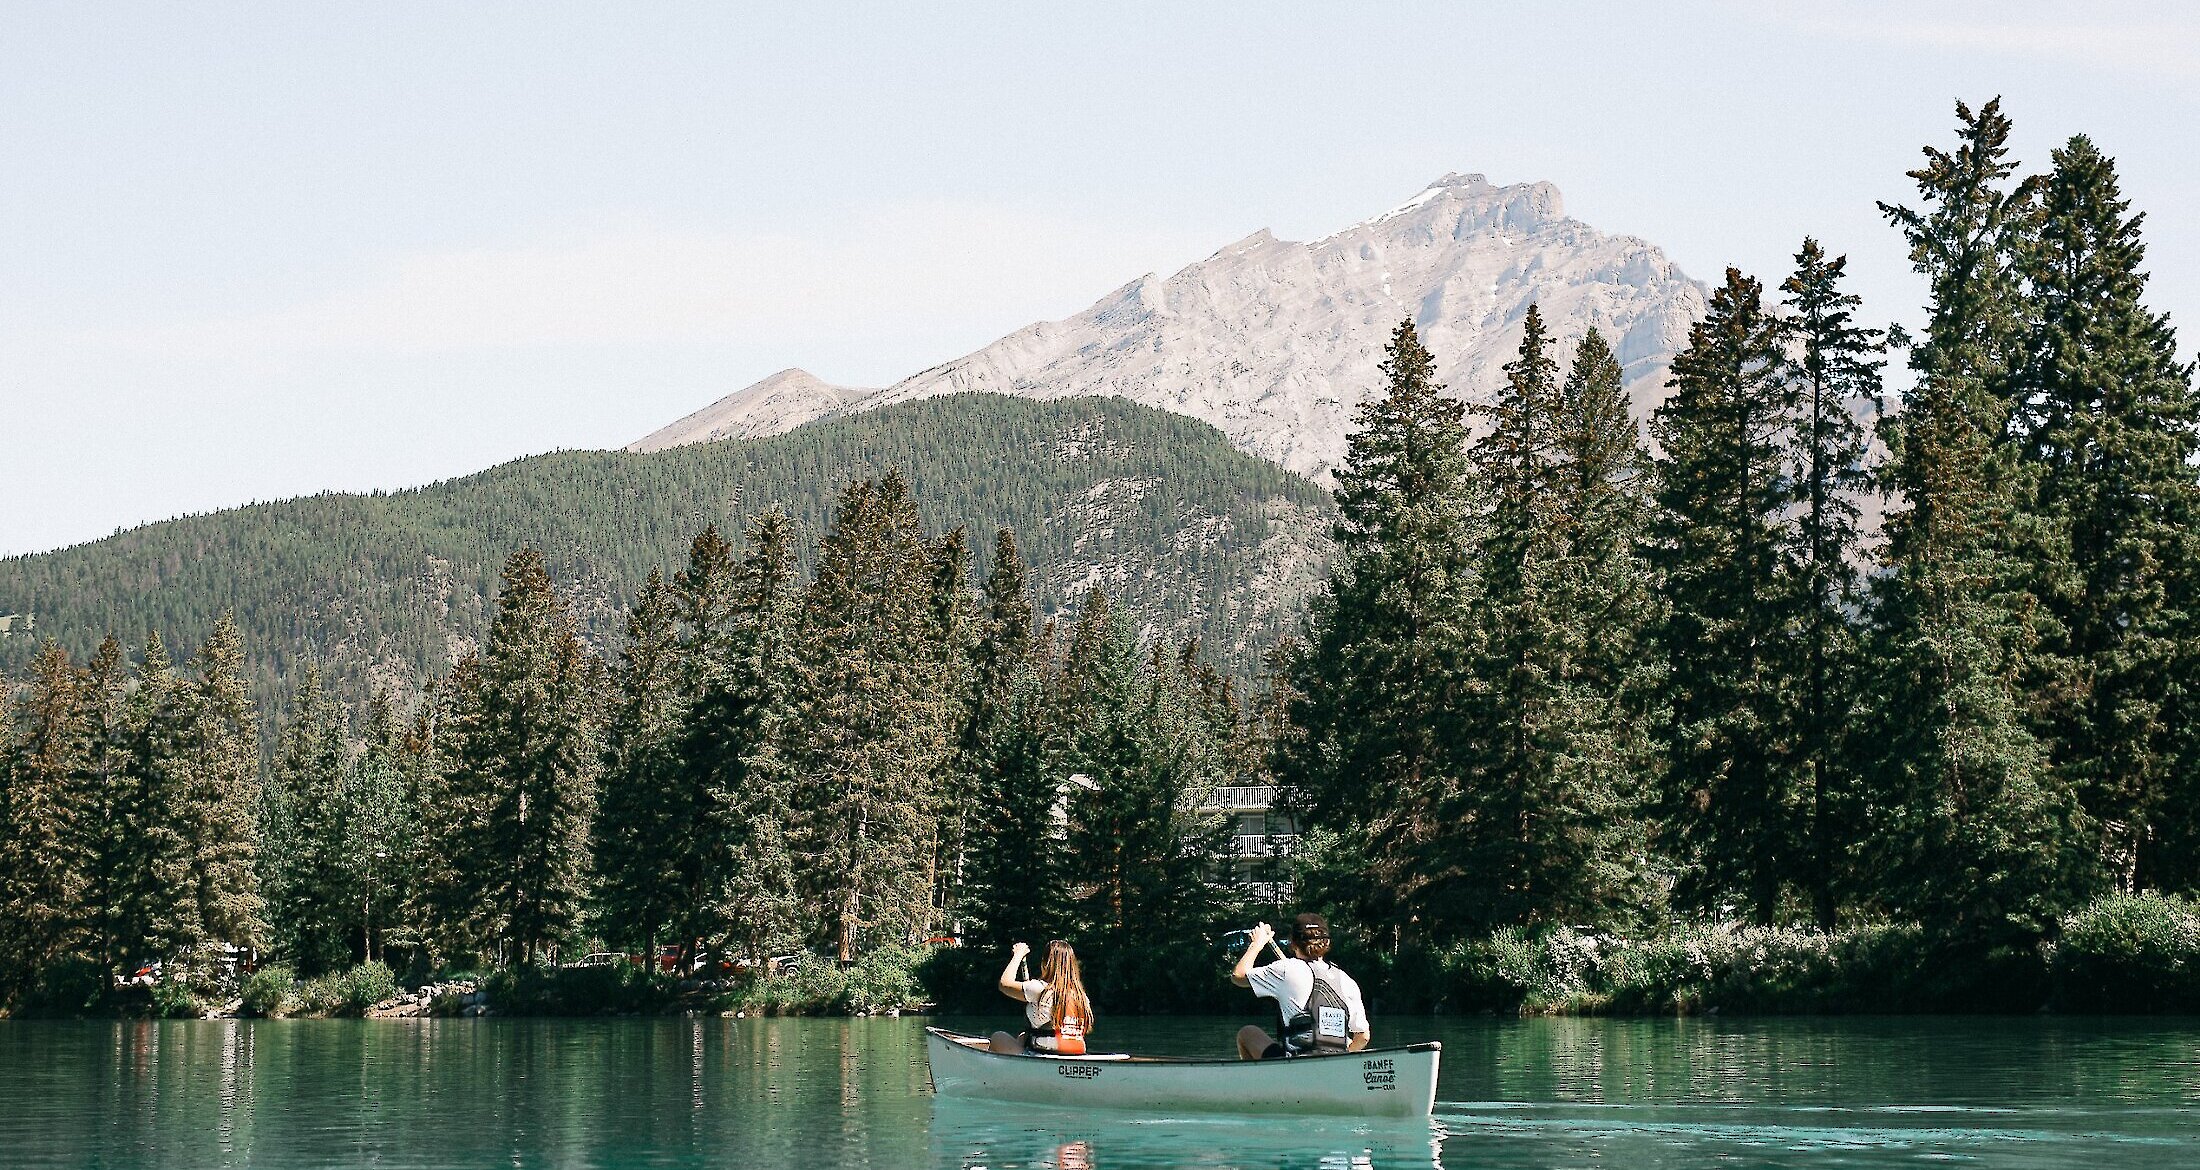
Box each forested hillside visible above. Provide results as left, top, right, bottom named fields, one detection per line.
left=0, top=394, right=1332, bottom=712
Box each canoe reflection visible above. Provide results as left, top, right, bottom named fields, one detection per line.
left=927, top=1095, right=1444, bottom=1169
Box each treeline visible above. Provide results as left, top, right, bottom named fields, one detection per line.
left=0, top=469, right=1265, bottom=1009
left=1284, top=100, right=2200, bottom=958
left=0, top=394, right=1328, bottom=711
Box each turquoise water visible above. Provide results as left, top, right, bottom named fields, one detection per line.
left=1, top=1014, right=2194, bottom=1167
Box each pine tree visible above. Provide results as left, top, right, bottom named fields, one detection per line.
left=117, top=633, right=197, bottom=972
left=1650, top=268, right=1802, bottom=924
left=923, top=525, right=979, bottom=935
left=451, top=549, right=601, bottom=964
left=674, top=526, right=740, bottom=691
left=1058, top=592, right=1229, bottom=948
left=1865, top=98, right=2082, bottom=937
left=975, top=529, right=1035, bottom=707
left=1278, top=320, right=1477, bottom=933
left=75, top=636, right=133, bottom=984
left=962, top=665, right=1067, bottom=949
left=697, top=510, right=805, bottom=964
left=795, top=473, right=956, bottom=962
left=407, top=661, right=489, bottom=961
left=959, top=530, right=1053, bottom=947
left=0, top=642, right=92, bottom=1002
left=1547, top=327, right=1661, bottom=920
left=590, top=568, right=686, bottom=957
left=656, top=526, right=748, bottom=969
left=264, top=665, right=353, bottom=974
left=176, top=616, right=266, bottom=966
left=1781, top=240, right=1882, bottom=926
left=1433, top=309, right=1649, bottom=932
left=2014, top=135, right=2200, bottom=892
left=342, top=690, right=413, bottom=965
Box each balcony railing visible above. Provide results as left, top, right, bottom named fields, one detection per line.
left=1206, top=785, right=1280, bottom=810
left=1230, top=833, right=1299, bottom=857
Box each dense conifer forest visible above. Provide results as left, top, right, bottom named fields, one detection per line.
left=0, top=393, right=1332, bottom=710
left=4, top=99, right=2199, bottom=1016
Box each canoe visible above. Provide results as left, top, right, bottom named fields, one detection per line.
left=923, top=1027, right=1441, bottom=1118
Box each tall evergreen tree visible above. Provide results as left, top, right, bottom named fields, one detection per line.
left=264, top=665, right=353, bottom=974
left=1278, top=320, right=1477, bottom=932
left=2014, top=134, right=2200, bottom=891
left=959, top=529, right=1052, bottom=946
left=923, top=525, right=979, bottom=934
left=1781, top=239, right=1883, bottom=926
left=1650, top=268, right=1802, bottom=924
left=1865, top=98, right=2082, bottom=937
left=408, top=660, right=490, bottom=960
left=449, top=549, right=601, bottom=964
left=1435, top=309, right=1649, bottom=932
left=73, top=636, right=133, bottom=985
left=342, top=690, right=413, bottom=965
left=963, top=665, right=1068, bottom=949
left=795, top=473, right=956, bottom=962
left=590, top=568, right=686, bottom=958
left=1547, top=327, right=1662, bottom=919
left=114, top=633, right=194, bottom=972
left=176, top=616, right=266, bottom=965
left=0, top=642, right=92, bottom=1002
left=699, top=510, right=805, bottom=964
left=1058, top=591, right=1230, bottom=948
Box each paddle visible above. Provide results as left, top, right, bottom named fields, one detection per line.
left=1220, top=928, right=1289, bottom=963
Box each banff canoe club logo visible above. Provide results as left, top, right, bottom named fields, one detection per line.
left=1056, top=1064, right=1102, bottom=1080
left=1361, top=1058, right=1396, bottom=1091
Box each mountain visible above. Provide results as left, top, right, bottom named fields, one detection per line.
left=631, top=368, right=878, bottom=452
left=633, top=173, right=1707, bottom=477
left=0, top=394, right=1333, bottom=712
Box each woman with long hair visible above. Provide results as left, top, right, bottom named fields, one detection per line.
left=990, top=939, right=1094, bottom=1055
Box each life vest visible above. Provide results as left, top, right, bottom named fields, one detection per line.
left=1029, top=988, right=1089, bottom=1056
left=1052, top=1011, right=1088, bottom=1056
left=1280, top=961, right=1353, bottom=1056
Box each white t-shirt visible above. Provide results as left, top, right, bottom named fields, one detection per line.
left=1247, top=957, right=1369, bottom=1037
left=1018, top=979, right=1054, bottom=1029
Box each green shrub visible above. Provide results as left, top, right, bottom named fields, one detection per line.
left=344, top=962, right=398, bottom=1011
left=293, top=974, right=346, bottom=1015
left=240, top=965, right=295, bottom=1017
left=150, top=980, right=203, bottom=1019
left=2054, top=891, right=2200, bottom=1012
left=479, top=962, right=677, bottom=1016
left=291, top=962, right=401, bottom=1016
left=843, top=945, right=925, bottom=1012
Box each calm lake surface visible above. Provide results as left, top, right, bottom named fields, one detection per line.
left=1, top=1014, right=2194, bottom=1169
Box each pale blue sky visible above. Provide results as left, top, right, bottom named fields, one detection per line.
left=4, top=1, right=2195, bottom=555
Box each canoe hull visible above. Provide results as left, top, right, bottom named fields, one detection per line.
left=923, top=1028, right=1440, bottom=1119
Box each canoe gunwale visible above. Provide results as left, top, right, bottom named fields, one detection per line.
left=925, top=1026, right=1441, bottom=1064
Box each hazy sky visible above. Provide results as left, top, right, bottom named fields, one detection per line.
left=5, top=1, right=2196, bottom=556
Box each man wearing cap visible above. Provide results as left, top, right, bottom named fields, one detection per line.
left=1230, top=912, right=1371, bottom=1059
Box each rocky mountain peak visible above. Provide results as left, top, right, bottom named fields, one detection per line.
left=633, top=174, right=1707, bottom=476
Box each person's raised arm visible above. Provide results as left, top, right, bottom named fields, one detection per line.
left=997, top=942, right=1030, bottom=999
left=1230, top=923, right=1274, bottom=988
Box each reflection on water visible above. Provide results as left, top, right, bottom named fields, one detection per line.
left=0, top=1015, right=2192, bottom=1168
left=929, top=1095, right=1446, bottom=1169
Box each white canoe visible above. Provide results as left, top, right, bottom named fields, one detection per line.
left=924, top=1027, right=1441, bottom=1119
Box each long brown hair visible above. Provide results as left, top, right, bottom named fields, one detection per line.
left=1039, top=940, right=1091, bottom=1029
